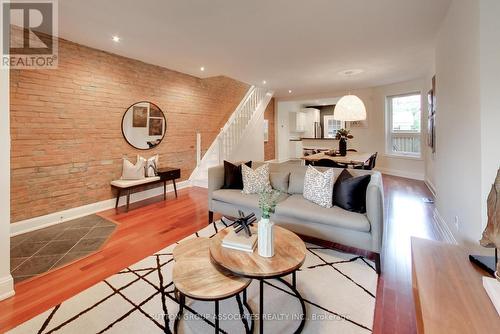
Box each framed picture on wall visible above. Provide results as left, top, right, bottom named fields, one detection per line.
left=149, top=118, right=164, bottom=136
left=427, top=75, right=437, bottom=153
left=132, top=106, right=148, bottom=127
left=263, top=119, right=269, bottom=142
left=149, top=103, right=163, bottom=117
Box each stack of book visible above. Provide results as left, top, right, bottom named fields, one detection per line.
left=222, top=229, right=257, bottom=253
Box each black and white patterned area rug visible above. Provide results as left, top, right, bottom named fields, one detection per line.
left=8, top=221, right=378, bottom=334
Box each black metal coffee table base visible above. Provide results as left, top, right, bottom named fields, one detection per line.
left=173, top=288, right=254, bottom=334
left=258, top=271, right=306, bottom=334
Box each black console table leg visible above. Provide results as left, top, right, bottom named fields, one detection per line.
left=173, top=179, right=178, bottom=198
left=115, top=189, right=121, bottom=208
left=126, top=189, right=130, bottom=212
left=292, top=271, right=296, bottom=289
left=163, top=180, right=167, bottom=200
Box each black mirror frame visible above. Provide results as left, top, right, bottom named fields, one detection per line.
left=121, top=101, right=167, bottom=150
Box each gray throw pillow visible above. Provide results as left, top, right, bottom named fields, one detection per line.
left=270, top=172, right=290, bottom=193
left=303, top=166, right=334, bottom=208
left=288, top=170, right=307, bottom=194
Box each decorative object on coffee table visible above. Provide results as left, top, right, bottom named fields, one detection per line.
left=470, top=168, right=500, bottom=276
left=210, top=225, right=307, bottom=333
left=335, top=128, right=354, bottom=156
left=257, top=190, right=281, bottom=257
left=222, top=210, right=257, bottom=237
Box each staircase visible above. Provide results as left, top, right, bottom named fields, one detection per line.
left=190, top=86, right=273, bottom=187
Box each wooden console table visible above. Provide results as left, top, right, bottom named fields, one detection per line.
left=411, top=237, right=500, bottom=333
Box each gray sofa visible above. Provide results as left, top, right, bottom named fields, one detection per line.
left=208, top=162, right=384, bottom=273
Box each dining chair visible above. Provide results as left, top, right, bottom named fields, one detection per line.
left=354, top=152, right=378, bottom=170
left=314, top=159, right=348, bottom=169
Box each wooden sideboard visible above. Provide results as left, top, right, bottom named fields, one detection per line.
left=411, top=237, right=500, bottom=333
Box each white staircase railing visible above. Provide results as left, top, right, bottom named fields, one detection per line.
left=189, top=85, right=273, bottom=187
left=218, top=86, right=268, bottom=162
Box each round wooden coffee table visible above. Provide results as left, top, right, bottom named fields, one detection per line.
left=172, top=238, right=253, bottom=333
left=210, top=225, right=307, bottom=333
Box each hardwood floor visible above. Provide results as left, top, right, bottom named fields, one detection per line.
left=0, top=175, right=440, bottom=333
left=373, top=175, right=441, bottom=334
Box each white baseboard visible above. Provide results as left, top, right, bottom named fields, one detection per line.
left=424, top=178, right=437, bottom=197
left=433, top=208, right=458, bottom=244
left=190, top=178, right=208, bottom=188
left=0, top=275, right=14, bottom=301
left=376, top=167, right=425, bottom=181
left=10, top=180, right=191, bottom=236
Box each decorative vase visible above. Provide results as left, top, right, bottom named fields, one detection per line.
left=258, top=218, right=274, bottom=257
left=339, top=137, right=347, bottom=156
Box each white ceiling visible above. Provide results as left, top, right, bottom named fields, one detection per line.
left=58, top=0, right=451, bottom=97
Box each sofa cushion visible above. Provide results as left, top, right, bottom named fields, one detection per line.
left=213, top=189, right=289, bottom=210
left=111, top=176, right=160, bottom=188
left=270, top=172, right=290, bottom=193
left=275, top=194, right=371, bottom=232
left=303, top=166, right=334, bottom=208
left=222, top=160, right=252, bottom=189
left=333, top=169, right=371, bottom=213
left=288, top=169, right=307, bottom=194
left=212, top=189, right=260, bottom=210
left=242, top=163, right=272, bottom=194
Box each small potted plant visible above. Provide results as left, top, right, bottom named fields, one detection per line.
left=258, top=190, right=281, bottom=257
left=335, top=128, right=354, bottom=156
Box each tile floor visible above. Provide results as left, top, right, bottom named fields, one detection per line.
left=10, top=215, right=116, bottom=283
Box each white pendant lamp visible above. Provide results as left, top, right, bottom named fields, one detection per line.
left=334, top=95, right=367, bottom=121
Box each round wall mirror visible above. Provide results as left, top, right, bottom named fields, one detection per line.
left=121, top=101, right=166, bottom=150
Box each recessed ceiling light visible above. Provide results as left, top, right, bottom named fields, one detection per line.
left=288, top=90, right=292, bottom=94
left=262, top=80, right=267, bottom=85
left=338, top=69, right=364, bottom=76
left=200, top=66, right=205, bottom=71
left=112, top=36, right=121, bottom=42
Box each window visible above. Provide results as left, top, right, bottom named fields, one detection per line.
left=323, top=115, right=344, bottom=138
left=386, top=93, right=421, bottom=157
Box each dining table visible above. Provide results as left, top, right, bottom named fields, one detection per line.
left=302, top=151, right=374, bottom=166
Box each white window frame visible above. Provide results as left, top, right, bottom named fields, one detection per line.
left=323, top=115, right=345, bottom=138
left=385, top=92, right=422, bottom=158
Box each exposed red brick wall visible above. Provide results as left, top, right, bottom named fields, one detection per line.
left=264, top=98, right=276, bottom=161
left=10, top=37, right=249, bottom=223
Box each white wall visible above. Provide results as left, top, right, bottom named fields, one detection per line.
left=276, top=79, right=428, bottom=180
left=0, top=65, right=14, bottom=299
left=480, top=0, right=500, bottom=233
left=430, top=0, right=482, bottom=248
left=229, top=104, right=265, bottom=162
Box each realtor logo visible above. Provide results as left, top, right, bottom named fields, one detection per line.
left=1, top=0, right=58, bottom=69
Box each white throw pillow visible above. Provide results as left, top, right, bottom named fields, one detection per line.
left=303, top=166, right=334, bottom=208
left=138, top=154, right=159, bottom=177
left=241, top=163, right=272, bottom=194
left=121, top=157, right=146, bottom=180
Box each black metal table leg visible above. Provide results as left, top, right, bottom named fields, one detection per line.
left=174, top=292, right=185, bottom=333
left=163, top=180, right=167, bottom=200
left=292, top=271, right=296, bottom=289
left=215, top=300, right=220, bottom=333
left=259, top=279, right=264, bottom=333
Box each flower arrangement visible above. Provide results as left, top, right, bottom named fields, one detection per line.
left=258, top=190, right=282, bottom=219
left=335, top=128, right=354, bottom=140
